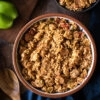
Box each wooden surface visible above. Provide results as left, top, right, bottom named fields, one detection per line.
left=0, top=0, right=38, bottom=43
left=0, top=69, right=20, bottom=100
left=0, top=0, right=91, bottom=43
left=0, top=0, right=93, bottom=95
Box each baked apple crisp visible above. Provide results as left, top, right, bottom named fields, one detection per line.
left=18, top=17, right=92, bottom=93
left=58, top=0, right=96, bottom=11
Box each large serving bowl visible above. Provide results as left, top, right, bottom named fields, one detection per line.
left=12, top=13, right=97, bottom=98
left=55, top=0, right=100, bottom=13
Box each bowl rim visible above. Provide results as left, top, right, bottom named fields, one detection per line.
left=12, top=13, right=97, bottom=98
left=55, top=0, right=100, bottom=13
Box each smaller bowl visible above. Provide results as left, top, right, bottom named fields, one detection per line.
left=13, top=13, right=97, bottom=98
left=55, top=0, right=100, bottom=13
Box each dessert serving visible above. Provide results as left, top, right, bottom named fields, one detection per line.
left=58, top=0, right=97, bottom=11
left=13, top=14, right=97, bottom=98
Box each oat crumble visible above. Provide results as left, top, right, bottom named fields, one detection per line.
left=58, top=0, right=96, bottom=11
left=18, top=17, right=92, bottom=93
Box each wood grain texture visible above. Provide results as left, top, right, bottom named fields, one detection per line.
left=0, top=0, right=38, bottom=43
left=0, top=69, right=20, bottom=100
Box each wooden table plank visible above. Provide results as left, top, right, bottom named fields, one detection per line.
left=0, top=0, right=38, bottom=43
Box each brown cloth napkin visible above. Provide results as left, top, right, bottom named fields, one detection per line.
left=0, top=39, right=20, bottom=100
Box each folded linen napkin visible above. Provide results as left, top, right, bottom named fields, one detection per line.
left=21, top=2, right=100, bottom=100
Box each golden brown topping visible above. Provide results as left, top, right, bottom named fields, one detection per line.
left=70, top=69, right=80, bottom=78
left=58, top=0, right=96, bottom=11
left=18, top=17, right=92, bottom=93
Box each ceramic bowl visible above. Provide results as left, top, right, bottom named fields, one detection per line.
left=12, top=13, right=97, bottom=98
left=55, top=0, right=100, bottom=13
